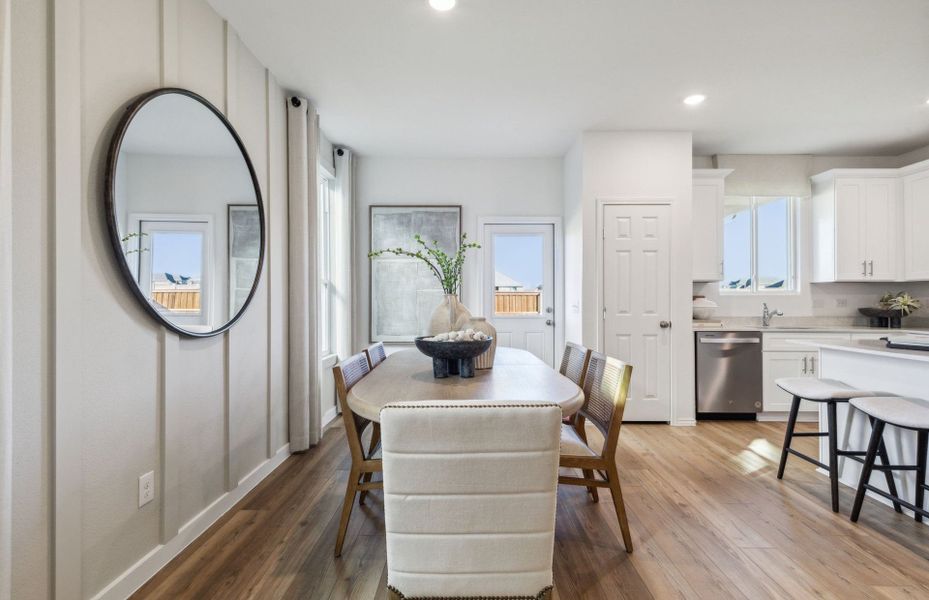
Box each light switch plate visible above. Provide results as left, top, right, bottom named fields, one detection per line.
left=139, top=471, right=155, bottom=508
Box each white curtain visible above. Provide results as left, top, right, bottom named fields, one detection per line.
left=287, top=97, right=321, bottom=451
left=0, top=0, right=12, bottom=595
left=333, top=148, right=354, bottom=359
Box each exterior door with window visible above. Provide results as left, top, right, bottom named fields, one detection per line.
left=137, top=218, right=213, bottom=330
left=601, top=204, right=671, bottom=422
left=483, top=224, right=555, bottom=366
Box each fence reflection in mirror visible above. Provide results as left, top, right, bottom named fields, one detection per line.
left=105, top=88, right=264, bottom=336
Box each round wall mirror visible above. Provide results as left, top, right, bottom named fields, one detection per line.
left=104, top=88, right=264, bottom=337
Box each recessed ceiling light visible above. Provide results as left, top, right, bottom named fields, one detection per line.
left=429, top=0, right=456, bottom=11
left=684, top=94, right=706, bottom=106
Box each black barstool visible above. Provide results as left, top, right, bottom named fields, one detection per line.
left=776, top=377, right=902, bottom=513
left=850, top=396, right=929, bottom=523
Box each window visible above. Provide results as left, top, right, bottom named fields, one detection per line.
left=492, top=233, right=544, bottom=315
left=721, top=196, right=796, bottom=293
left=319, top=173, right=335, bottom=354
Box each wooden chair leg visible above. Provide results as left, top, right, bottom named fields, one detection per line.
left=582, top=469, right=599, bottom=502
left=606, top=465, right=633, bottom=553
left=827, top=401, right=840, bottom=513
left=851, top=420, right=885, bottom=523
left=359, top=423, right=381, bottom=506
left=777, top=395, right=801, bottom=480
left=915, top=430, right=928, bottom=523
left=335, top=467, right=360, bottom=557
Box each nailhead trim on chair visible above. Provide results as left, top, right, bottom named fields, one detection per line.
left=386, top=584, right=554, bottom=600
left=381, top=403, right=561, bottom=413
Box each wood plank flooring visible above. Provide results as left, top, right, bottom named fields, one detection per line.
left=132, top=420, right=929, bottom=599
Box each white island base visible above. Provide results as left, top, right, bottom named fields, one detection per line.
left=814, top=340, right=929, bottom=517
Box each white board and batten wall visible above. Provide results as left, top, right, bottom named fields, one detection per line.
left=12, top=1, right=290, bottom=598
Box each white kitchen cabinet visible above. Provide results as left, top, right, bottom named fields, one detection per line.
left=762, top=351, right=819, bottom=412
left=692, top=169, right=732, bottom=282
left=811, top=171, right=901, bottom=282
left=903, top=162, right=929, bottom=281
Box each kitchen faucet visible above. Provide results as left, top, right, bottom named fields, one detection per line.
left=762, top=303, right=783, bottom=327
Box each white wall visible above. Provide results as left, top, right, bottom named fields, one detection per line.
left=563, top=138, right=583, bottom=344
left=569, top=132, right=694, bottom=424
left=353, top=157, right=564, bottom=351
left=11, top=1, right=290, bottom=598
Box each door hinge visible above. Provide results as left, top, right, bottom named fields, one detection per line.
left=602, top=307, right=607, bottom=320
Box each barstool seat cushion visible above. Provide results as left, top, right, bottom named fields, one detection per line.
left=850, top=397, right=929, bottom=429
left=775, top=377, right=875, bottom=401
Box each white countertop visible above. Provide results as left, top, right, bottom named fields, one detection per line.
left=809, top=339, right=929, bottom=363
left=692, top=322, right=929, bottom=334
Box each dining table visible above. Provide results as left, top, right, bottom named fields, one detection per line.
left=347, top=347, right=585, bottom=423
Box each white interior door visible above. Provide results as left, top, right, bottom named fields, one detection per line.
left=483, top=223, right=555, bottom=366
left=601, top=204, right=671, bottom=422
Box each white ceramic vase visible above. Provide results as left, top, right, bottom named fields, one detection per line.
left=428, top=294, right=472, bottom=335
left=470, top=317, right=497, bottom=369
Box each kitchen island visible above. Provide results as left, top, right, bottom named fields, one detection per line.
left=814, top=339, right=929, bottom=515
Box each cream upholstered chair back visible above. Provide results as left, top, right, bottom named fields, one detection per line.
left=380, top=401, right=561, bottom=600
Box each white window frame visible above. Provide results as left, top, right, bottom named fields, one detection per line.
left=318, top=167, right=336, bottom=355
left=720, top=196, right=798, bottom=295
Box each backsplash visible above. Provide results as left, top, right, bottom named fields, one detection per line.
left=693, top=281, right=929, bottom=323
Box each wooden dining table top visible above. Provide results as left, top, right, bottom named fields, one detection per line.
left=347, top=347, right=585, bottom=423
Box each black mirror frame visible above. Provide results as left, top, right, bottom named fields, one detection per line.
left=103, top=87, right=266, bottom=338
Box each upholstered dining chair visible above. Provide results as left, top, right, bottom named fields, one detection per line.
left=364, top=341, right=387, bottom=369
left=332, top=352, right=382, bottom=557
left=380, top=401, right=562, bottom=600
left=558, top=351, right=634, bottom=552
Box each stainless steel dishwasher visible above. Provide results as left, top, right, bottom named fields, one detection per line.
left=696, top=331, right=763, bottom=418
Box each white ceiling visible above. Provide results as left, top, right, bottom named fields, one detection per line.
left=209, top=0, right=929, bottom=158
left=121, top=93, right=241, bottom=157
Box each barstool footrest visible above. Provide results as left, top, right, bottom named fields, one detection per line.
left=863, top=484, right=929, bottom=519
left=792, top=432, right=828, bottom=438
left=786, top=448, right=829, bottom=471
left=870, top=464, right=918, bottom=472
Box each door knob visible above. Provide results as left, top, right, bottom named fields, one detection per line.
left=545, top=319, right=554, bottom=326
left=659, top=320, right=671, bottom=329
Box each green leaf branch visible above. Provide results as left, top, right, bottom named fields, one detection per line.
left=368, top=233, right=480, bottom=295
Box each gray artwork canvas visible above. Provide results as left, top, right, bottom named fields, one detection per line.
left=228, top=205, right=261, bottom=317
left=370, top=205, right=460, bottom=342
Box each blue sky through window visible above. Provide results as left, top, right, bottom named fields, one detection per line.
left=494, top=234, right=543, bottom=290
left=151, top=232, right=203, bottom=280
left=722, top=197, right=792, bottom=291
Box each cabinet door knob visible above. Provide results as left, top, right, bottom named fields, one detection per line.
left=862, top=261, right=867, bottom=276
left=868, top=260, right=874, bottom=276
left=802, top=356, right=808, bottom=374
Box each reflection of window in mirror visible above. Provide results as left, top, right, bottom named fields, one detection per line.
left=132, top=215, right=214, bottom=330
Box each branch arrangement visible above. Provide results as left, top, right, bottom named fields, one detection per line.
left=369, top=233, right=480, bottom=295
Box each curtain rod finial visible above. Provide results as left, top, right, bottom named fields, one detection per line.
left=290, top=97, right=302, bottom=108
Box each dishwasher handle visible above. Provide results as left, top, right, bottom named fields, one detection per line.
left=698, top=337, right=761, bottom=344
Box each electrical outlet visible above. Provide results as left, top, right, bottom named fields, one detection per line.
left=138, top=471, right=155, bottom=508
left=835, top=298, right=848, bottom=308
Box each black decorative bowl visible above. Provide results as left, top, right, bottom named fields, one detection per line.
left=858, top=307, right=906, bottom=328
left=414, top=336, right=493, bottom=379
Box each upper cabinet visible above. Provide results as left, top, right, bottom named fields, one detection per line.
left=902, top=163, right=929, bottom=280
left=811, top=170, right=902, bottom=282
left=692, top=169, right=733, bottom=282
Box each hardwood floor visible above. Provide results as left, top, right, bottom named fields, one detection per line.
left=132, top=420, right=929, bottom=599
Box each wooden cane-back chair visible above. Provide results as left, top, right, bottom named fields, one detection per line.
left=364, top=342, right=387, bottom=369
left=558, top=351, right=634, bottom=551
left=332, top=352, right=382, bottom=557
left=559, top=341, right=591, bottom=389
